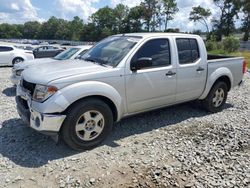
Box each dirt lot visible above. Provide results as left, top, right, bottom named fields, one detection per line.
left=0, top=67, right=249, bottom=188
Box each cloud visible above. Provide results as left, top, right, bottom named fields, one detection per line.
left=168, top=0, right=218, bottom=31
left=0, top=0, right=44, bottom=24
left=55, top=0, right=100, bottom=21
left=110, top=0, right=141, bottom=8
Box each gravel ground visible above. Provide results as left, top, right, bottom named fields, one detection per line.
left=0, top=67, right=249, bottom=188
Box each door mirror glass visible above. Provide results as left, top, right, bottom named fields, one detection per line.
left=131, top=57, right=152, bottom=71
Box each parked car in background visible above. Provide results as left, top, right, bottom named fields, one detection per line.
left=15, top=46, right=34, bottom=51
left=0, top=45, right=34, bottom=66
left=16, top=33, right=246, bottom=150
left=33, top=46, right=64, bottom=58
left=10, top=45, right=92, bottom=85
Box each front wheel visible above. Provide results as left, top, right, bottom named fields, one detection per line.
left=202, top=81, right=228, bottom=113
left=61, top=98, right=113, bottom=150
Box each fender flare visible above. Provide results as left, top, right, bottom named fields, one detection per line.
left=32, top=81, right=125, bottom=121
left=199, top=67, right=233, bottom=100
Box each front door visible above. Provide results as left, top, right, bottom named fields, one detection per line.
left=125, top=38, right=177, bottom=113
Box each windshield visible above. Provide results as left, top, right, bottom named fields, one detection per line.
left=53, top=48, right=79, bottom=60
left=81, top=36, right=140, bottom=67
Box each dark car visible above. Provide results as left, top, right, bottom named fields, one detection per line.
left=33, top=46, right=64, bottom=58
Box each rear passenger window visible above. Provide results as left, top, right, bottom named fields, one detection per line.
left=0, top=46, right=13, bottom=52
left=132, top=38, right=171, bottom=68
left=176, top=38, right=200, bottom=64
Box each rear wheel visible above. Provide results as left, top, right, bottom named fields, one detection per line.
left=202, top=81, right=228, bottom=113
left=61, top=98, right=113, bottom=150
left=12, top=57, right=24, bottom=65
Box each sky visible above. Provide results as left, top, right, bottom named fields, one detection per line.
left=0, top=0, right=243, bottom=32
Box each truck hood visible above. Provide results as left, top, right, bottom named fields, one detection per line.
left=15, top=58, right=54, bottom=70
left=22, top=60, right=109, bottom=85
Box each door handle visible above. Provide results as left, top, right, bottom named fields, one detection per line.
left=196, top=67, right=205, bottom=72
left=166, top=71, right=176, bottom=76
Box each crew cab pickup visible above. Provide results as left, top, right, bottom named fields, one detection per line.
left=16, top=33, right=247, bottom=150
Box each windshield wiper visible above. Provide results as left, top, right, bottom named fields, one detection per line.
left=84, top=57, right=109, bottom=67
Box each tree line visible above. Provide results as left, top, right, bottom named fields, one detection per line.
left=0, top=0, right=249, bottom=42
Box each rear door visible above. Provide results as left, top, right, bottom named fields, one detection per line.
left=0, top=46, right=14, bottom=65
left=175, top=38, right=207, bottom=102
left=125, top=37, right=177, bottom=113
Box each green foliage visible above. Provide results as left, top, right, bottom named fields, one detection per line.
left=222, top=36, right=240, bottom=52
left=189, top=6, right=211, bottom=33
left=206, top=35, right=239, bottom=53
left=140, top=0, right=159, bottom=31
left=161, top=0, right=178, bottom=31
left=241, top=0, right=250, bottom=41
left=0, top=24, right=23, bottom=38
left=212, top=0, right=241, bottom=41
left=205, top=35, right=221, bottom=51
left=23, top=21, right=41, bottom=39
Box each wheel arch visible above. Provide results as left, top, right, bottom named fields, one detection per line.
left=199, top=68, right=233, bottom=100
left=12, top=56, right=24, bottom=65
left=213, top=76, right=231, bottom=91
left=63, top=95, right=118, bottom=123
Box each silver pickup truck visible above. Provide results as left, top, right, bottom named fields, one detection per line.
left=16, top=33, right=247, bottom=150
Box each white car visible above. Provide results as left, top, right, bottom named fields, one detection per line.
left=10, top=45, right=92, bottom=85
left=0, top=45, right=34, bottom=66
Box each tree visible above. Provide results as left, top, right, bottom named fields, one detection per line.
left=140, top=0, right=158, bottom=31
left=91, top=6, right=116, bottom=31
left=54, top=19, right=71, bottom=40
left=81, top=23, right=98, bottom=41
left=23, top=21, right=41, bottom=39
left=0, top=24, right=23, bottom=38
left=113, top=4, right=129, bottom=33
left=126, top=6, right=143, bottom=32
left=241, top=0, right=250, bottom=41
left=212, top=0, right=241, bottom=41
left=189, top=6, right=211, bottom=33
left=162, top=0, right=178, bottom=31
left=38, top=16, right=60, bottom=39
left=69, top=16, right=84, bottom=41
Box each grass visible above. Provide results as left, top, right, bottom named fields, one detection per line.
left=208, top=50, right=250, bottom=68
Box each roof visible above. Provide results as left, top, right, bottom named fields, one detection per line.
left=74, top=45, right=93, bottom=49
left=115, top=32, right=199, bottom=38
left=0, top=44, right=14, bottom=48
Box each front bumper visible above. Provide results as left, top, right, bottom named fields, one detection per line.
left=16, top=95, right=66, bottom=135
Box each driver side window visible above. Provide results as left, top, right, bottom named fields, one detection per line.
left=132, top=38, right=171, bottom=69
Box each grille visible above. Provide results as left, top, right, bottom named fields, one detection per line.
left=22, top=79, right=36, bottom=95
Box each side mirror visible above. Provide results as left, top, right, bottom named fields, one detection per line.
left=131, top=57, right=152, bottom=72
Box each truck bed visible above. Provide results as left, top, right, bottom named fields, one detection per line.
left=208, top=54, right=235, bottom=61
left=207, top=54, right=244, bottom=88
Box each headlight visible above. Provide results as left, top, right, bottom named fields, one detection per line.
left=15, top=69, right=24, bottom=76
left=33, top=84, right=58, bottom=102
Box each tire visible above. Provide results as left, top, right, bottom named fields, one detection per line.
left=61, top=98, right=113, bottom=150
left=202, top=81, right=228, bottom=113
left=12, top=57, right=24, bottom=65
